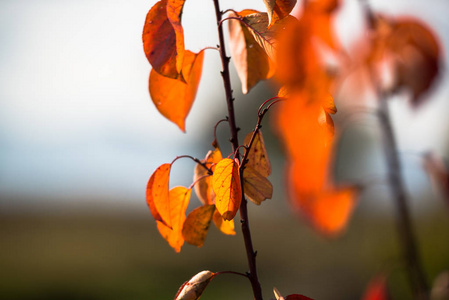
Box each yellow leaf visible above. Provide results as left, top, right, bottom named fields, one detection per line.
left=228, top=10, right=275, bottom=94
left=193, top=148, right=222, bottom=205
left=156, top=187, right=191, bottom=252
left=149, top=50, right=204, bottom=132
left=146, top=163, right=172, bottom=227
left=213, top=158, right=242, bottom=221
left=212, top=209, right=236, bottom=235
left=182, top=204, right=215, bottom=247
left=243, top=166, right=273, bottom=205
left=243, top=130, right=272, bottom=177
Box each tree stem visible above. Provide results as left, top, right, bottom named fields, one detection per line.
left=212, top=1, right=263, bottom=299
left=378, top=99, right=429, bottom=299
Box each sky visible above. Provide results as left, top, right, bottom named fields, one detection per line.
left=0, top=0, right=448, bottom=212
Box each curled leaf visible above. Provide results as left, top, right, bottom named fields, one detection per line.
left=243, top=130, right=272, bottom=177
left=228, top=10, right=275, bottom=94
left=146, top=163, right=172, bottom=227
left=156, top=186, right=191, bottom=252
left=182, top=204, right=215, bottom=248
left=212, top=209, right=236, bottom=235
left=149, top=50, right=204, bottom=131
left=243, top=166, right=273, bottom=205
left=194, top=148, right=223, bottom=205
left=175, top=270, right=216, bottom=300
left=263, top=0, right=297, bottom=27
left=213, top=158, right=242, bottom=220
left=142, top=0, right=185, bottom=79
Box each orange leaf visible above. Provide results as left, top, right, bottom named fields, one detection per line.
left=194, top=148, right=223, bottom=205
left=242, top=12, right=296, bottom=61
left=156, top=186, right=191, bottom=252
left=243, top=130, right=272, bottom=177
left=263, top=0, right=297, bottom=27
left=243, top=166, right=273, bottom=205
left=182, top=204, right=215, bottom=247
left=368, top=15, right=441, bottom=106
left=213, top=158, right=242, bottom=221
left=228, top=10, right=275, bottom=94
left=361, top=275, right=389, bottom=300
left=175, top=270, right=216, bottom=300
left=149, top=50, right=204, bottom=131
left=146, top=163, right=172, bottom=227
left=212, top=209, right=236, bottom=235
left=142, top=0, right=185, bottom=79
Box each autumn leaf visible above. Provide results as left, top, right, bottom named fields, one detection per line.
left=273, top=287, right=314, bottom=300
left=194, top=148, right=223, bottom=205
left=242, top=12, right=296, bottom=61
left=146, top=163, right=172, bottom=227
left=361, top=275, right=389, bottom=300
left=156, top=186, right=191, bottom=252
left=368, top=15, right=441, bottom=106
left=228, top=10, right=275, bottom=94
left=212, top=209, right=236, bottom=235
left=243, top=131, right=272, bottom=177
left=182, top=204, right=215, bottom=247
left=142, top=0, right=186, bottom=80
left=243, top=166, right=273, bottom=205
left=175, top=271, right=216, bottom=300
left=262, top=0, right=297, bottom=27
left=149, top=50, right=204, bottom=132
left=213, top=158, right=242, bottom=220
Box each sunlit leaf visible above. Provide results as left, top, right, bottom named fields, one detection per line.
left=242, top=12, right=296, bottom=61
left=156, top=186, right=191, bottom=252
left=149, top=50, right=204, bottom=132
left=228, top=10, right=275, bottom=94
left=175, top=270, right=216, bottom=300
left=263, top=0, right=297, bottom=27
left=243, top=130, right=272, bottom=177
left=212, top=209, right=236, bottom=235
left=368, top=15, right=441, bottom=106
left=166, top=0, right=187, bottom=77
left=213, top=158, right=242, bottom=220
left=361, top=275, right=389, bottom=300
left=194, top=148, right=223, bottom=205
left=182, top=204, right=215, bottom=247
left=146, top=163, right=172, bottom=227
left=243, top=166, right=273, bottom=205
left=142, top=0, right=185, bottom=79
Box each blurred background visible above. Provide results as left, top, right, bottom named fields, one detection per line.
left=0, top=0, right=448, bottom=299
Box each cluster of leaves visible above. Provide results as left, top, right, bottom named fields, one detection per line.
left=142, top=0, right=445, bottom=298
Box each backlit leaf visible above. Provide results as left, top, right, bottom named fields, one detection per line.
left=175, top=271, right=216, bottom=300
left=142, top=0, right=185, bottom=79
left=228, top=10, right=275, bottom=94
left=242, top=12, right=296, bottom=61
left=146, top=163, right=172, bottom=227
left=182, top=204, right=215, bottom=247
left=156, top=186, right=191, bottom=252
left=243, top=130, right=272, bottom=177
left=243, top=166, right=273, bottom=205
left=263, top=0, right=297, bottom=27
left=194, top=148, right=223, bottom=205
left=166, top=0, right=186, bottom=77
left=368, top=15, right=441, bottom=106
left=361, top=275, right=389, bottom=300
left=212, top=209, right=236, bottom=235
left=213, top=158, right=242, bottom=220
left=149, top=50, right=204, bottom=132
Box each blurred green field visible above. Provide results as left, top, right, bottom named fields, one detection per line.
left=1, top=201, right=448, bottom=300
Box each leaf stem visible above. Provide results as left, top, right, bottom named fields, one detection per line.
left=377, top=98, right=429, bottom=299
left=212, top=0, right=263, bottom=299
left=171, top=155, right=212, bottom=175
